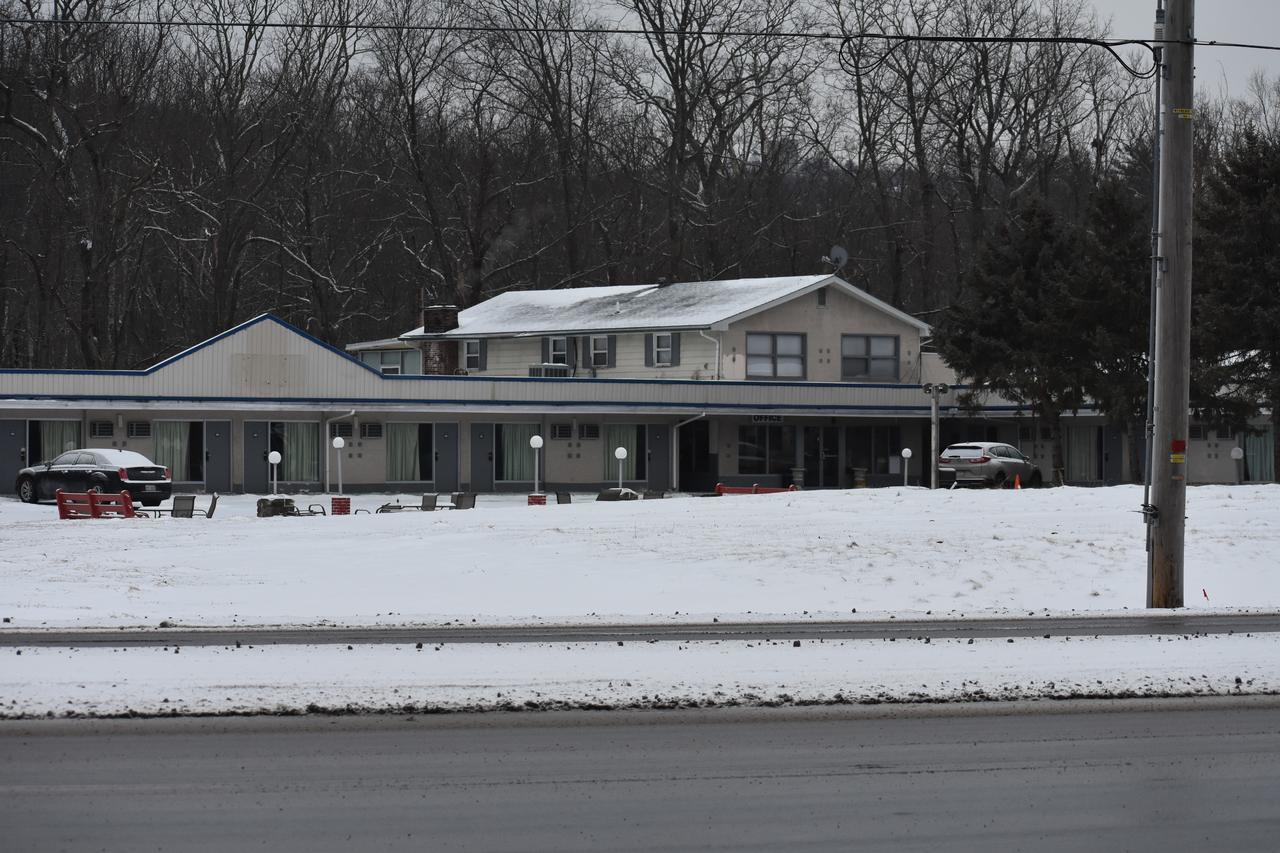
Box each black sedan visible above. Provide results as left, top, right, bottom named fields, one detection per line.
left=15, top=449, right=172, bottom=507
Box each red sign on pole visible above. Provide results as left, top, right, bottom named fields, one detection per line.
left=1171, top=439, right=1187, bottom=453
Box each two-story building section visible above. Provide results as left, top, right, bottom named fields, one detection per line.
left=1, top=274, right=1265, bottom=495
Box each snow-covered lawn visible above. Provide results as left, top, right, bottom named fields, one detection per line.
left=3, top=485, right=1279, bottom=716
left=1, top=485, right=1277, bottom=629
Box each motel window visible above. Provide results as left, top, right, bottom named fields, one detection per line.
left=127, top=421, right=152, bottom=438
left=268, top=422, right=320, bottom=482
left=153, top=421, right=205, bottom=482
left=463, top=340, right=483, bottom=371
left=387, top=423, right=435, bottom=482
left=654, top=333, right=673, bottom=366
left=89, top=420, right=114, bottom=438
left=846, top=425, right=902, bottom=475
left=329, top=422, right=354, bottom=438
left=495, top=424, right=540, bottom=481
left=547, top=337, right=569, bottom=365
left=841, top=335, right=899, bottom=381
left=579, top=423, right=600, bottom=441
left=590, top=336, right=610, bottom=367
left=550, top=423, right=573, bottom=440
left=746, top=333, right=805, bottom=379
left=603, top=425, right=647, bottom=481
left=360, top=422, right=383, bottom=439
left=737, top=425, right=796, bottom=477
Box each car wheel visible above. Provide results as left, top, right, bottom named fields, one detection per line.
left=17, top=477, right=37, bottom=503
left=1029, top=471, right=1044, bottom=488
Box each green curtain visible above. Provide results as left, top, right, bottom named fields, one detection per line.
left=281, top=422, right=319, bottom=482
left=499, top=423, right=537, bottom=481
left=387, top=423, right=420, bottom=481
left=1246, top=427, right=1275, bottom=482
left=605, top=425, right=638, bottom=480
left=153, top=422, right=190, bottom=481
left=41, top=421, right=80, bottom=457
left=1066, top=426, right=1098, bottom=482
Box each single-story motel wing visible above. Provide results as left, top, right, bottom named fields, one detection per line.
left=0, top=314, right=1268, bottom=494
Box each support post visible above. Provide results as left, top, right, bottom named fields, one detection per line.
left=1149, top=0, right=1194, bottom=608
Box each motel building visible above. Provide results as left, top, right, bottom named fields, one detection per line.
left=0, top=275, right=1270, bottom=496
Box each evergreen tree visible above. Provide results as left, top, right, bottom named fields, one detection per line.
left=1081, top=155, right=1154, bottom=483
left=933, top=197, right=1099, bottom=479
left=1195, top=126, right=1280, bottom=481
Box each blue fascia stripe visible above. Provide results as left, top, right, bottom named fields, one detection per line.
left=0, top=392, right=1034, bottom=415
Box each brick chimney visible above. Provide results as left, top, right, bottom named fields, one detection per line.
left=419, top=303, right=460, bottom=375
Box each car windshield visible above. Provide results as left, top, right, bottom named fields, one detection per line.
left=943, top=445, right=985, bottom=458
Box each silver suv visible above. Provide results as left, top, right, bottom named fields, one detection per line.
left=938, top=442, right=1042, bottom=488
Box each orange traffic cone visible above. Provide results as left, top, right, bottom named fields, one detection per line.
left=1013, top=474, right=1022, bottom=490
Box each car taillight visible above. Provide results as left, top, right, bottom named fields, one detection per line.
left=976, top=456, right=990, bottom=463
left=164, top=467, right=171, bottom=480
left=118, top=467, right=128, bottom=480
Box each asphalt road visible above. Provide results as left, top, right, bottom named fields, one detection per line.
left=3, top=699, right=1279, bottom=852
left=2, top=611, right=1278, bottom=647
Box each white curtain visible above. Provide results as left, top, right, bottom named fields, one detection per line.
left=1246, top=427, right=1275, bottom=482
left=499, top=423, right=537, bottom=481
left=154, top=422, right=190, bottom=481
left=281, top=422, right=319, bottom=482
left=1066, top=426, right=1099, bottom=482
left=40, top=421, right=80, bottom=457
left=605, top=425, right=639, bottom=480
left=387, top=423, right=420, bottom=481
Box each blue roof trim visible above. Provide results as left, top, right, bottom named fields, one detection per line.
left=0, top=392, right=1030, bottom=415
left=0, top=313, right=384, bottom=378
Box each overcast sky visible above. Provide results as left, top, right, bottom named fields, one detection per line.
left=1095, top=0, right=1280, bottom=97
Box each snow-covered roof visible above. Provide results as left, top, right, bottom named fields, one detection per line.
left=345, top=337, right=415, bottom=352
left=400, top=275, right=930, bottom=340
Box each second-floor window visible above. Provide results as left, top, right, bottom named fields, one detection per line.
left=463, top=340, right=483, bottom=370
left=548, top=337, right=569, bottom=365
left=746, top=333, right=805, bottom=379
left=361, top=350, right=419, bottom=375
left=841, top=335, right=899, bottom=380
left=654, top=333, right=673, bottom=366
left=590, top=336, right=610, bottom=367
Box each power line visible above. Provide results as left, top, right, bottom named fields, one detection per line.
left=6, top=14, right=1277, bottom=79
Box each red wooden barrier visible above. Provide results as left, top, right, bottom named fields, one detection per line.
left=714, top=483, right=799, bottom=496
left=56, top=490, right=138, bottom=519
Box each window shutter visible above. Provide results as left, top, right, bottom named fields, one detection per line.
left=669, top=333, right=681, bottom=366
left=644, top=334, right=654, bottom=367
left=478, top=340, right=488, bottom=371
left=579, top=336, right=590, bottom=367
left=607, top=335, right=617, bottom=368
left=566, top=336, right=578, bottom=368
left=541, top=337, right=550, bottom=364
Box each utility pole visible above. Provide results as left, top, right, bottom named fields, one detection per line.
left=922, top=383, right=948, bottom=489
left=1148, top=0, right=1194, bottom=608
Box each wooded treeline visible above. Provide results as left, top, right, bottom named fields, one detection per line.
left=0, top=0, right=1148, bottom=367
left=0, top=0, right=1277, bottom=434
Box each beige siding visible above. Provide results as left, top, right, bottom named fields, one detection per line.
left=720, top=287, right=923, bottom=382
left=465, top=332, right=720, bottom=380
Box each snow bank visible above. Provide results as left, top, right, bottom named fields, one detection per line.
left=2, top=633, right=1274, bottom=718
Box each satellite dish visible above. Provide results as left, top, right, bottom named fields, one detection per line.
left=826, top=245, right=848, bottom=273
